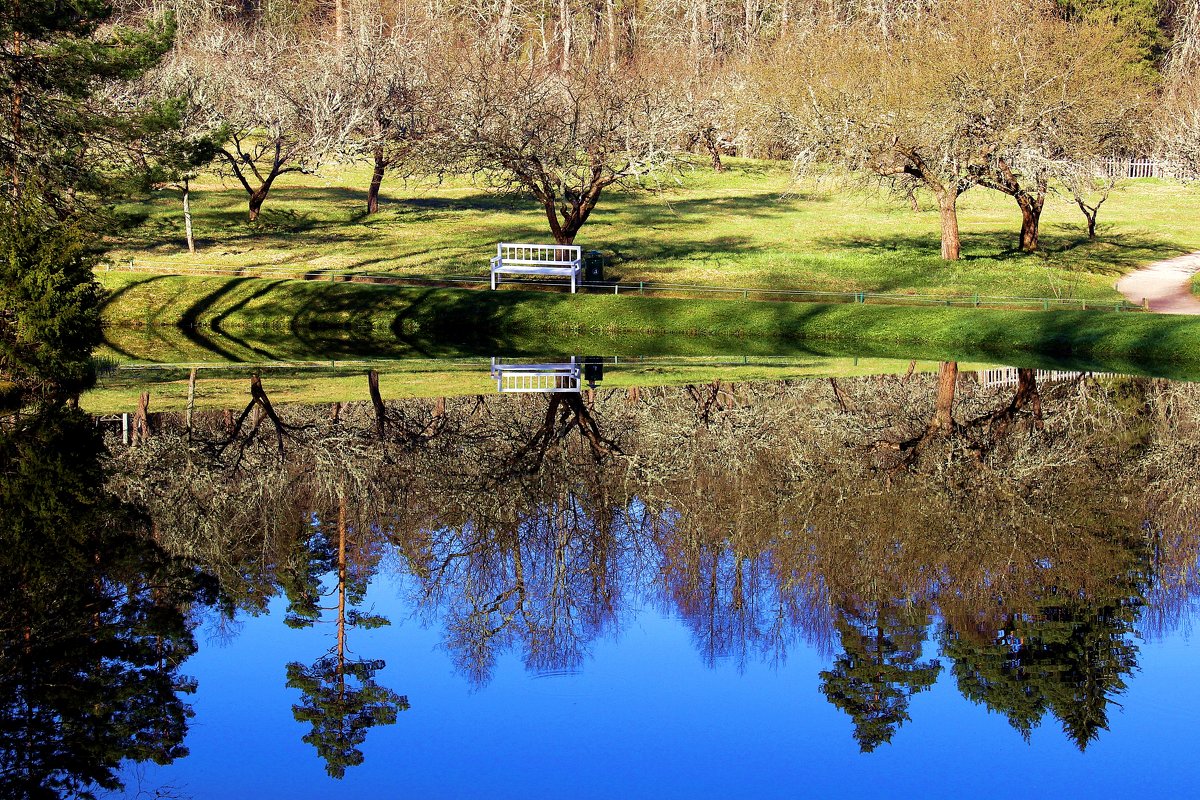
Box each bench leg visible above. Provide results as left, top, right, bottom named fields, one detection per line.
left=491, top=270, right=497, bottom=290
left=571, top=272, right=576, bottom=293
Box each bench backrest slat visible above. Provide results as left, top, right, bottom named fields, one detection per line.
left=498, top=242, right=581, bottom=263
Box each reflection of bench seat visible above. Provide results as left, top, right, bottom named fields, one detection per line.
left=490, top=242, right=582, bottom=293
left=490, top=358, right=581, bottom=393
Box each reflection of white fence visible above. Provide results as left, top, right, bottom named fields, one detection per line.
left=977, top=367, right=1111, bottom=389
left=490, top=358, right=581, bottom=393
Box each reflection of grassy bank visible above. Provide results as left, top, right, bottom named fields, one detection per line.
left=98, top=272, right=1200, bottom=378
left=82, top=356, right=968, bottom=413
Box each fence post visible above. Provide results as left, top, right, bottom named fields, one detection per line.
left=639, top=281, right=644, bottom=295
left=614, top=284, right=619, bottom=295
left=1043, top=299, right=1049, bottom=311
left=974, top=294, right=979, bottom=307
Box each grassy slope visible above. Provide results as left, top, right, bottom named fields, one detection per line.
left=109, top=160, right=1200, bottom=302
left=97, top=272, right=1200, bottom=379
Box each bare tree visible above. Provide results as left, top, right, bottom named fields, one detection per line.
left=434, top=55, right=684, bottom=244
left=346, top=32, right=444, bottom=216
left=756, top=0, right=1146, bottom=260
left=972, top=8, right=1148, bottom=252
left=1160, top=68, right=1200, bottom=181
left=1059, top=161, right=1118, bottom=239
left=168, top=28, right=372, bottom=221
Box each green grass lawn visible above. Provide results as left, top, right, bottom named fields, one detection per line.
left=108, top=160, right=1200, bottom=302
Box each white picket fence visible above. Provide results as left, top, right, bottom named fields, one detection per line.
left=1100, top=157, right=1183, bottom=179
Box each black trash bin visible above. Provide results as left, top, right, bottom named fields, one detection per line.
left=584, top=250, right=605, bottom=283
left=582, top=356, right=604, bottom=388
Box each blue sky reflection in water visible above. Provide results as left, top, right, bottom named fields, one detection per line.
left=13, top=365, right=1200, bottom=799
left=137, top=578, right=1198, bottom=799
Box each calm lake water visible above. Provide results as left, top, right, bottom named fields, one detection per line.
left=4, top=358, right=1200, bottom=798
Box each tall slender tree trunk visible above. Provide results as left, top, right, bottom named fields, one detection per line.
left=936, top=191, right=961, bottom=261
left=10, top=22, right=22, bottom=195
left=559, top=0, right=573, bottom=70
left=367, top=148, right=386, bottom=215
left=605, top=0, right=618, bottom=66
left=182, top=178, right=195, bottom=253
left=185, top=368, right=197, bottom=434
left=498, top=0, right=515, bottom=45
left=336, top=490, right=347, bottom=704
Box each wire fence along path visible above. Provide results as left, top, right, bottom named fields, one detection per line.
left=104, top=259, right=1145, bottom=314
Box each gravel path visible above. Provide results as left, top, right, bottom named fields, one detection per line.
left=1116, top=252, right=1200, bottom=314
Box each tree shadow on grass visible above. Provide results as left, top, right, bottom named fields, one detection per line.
left=608, top=190, right=825, bottom=227
left=807, top=228, right=1191, bottom=294
left=98, top=273, right=172, bottom=312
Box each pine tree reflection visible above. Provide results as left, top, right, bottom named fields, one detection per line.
left=820, top=599, right=941, bottom=752
left=0, top=406, right=212, bottom=799
left=283, top=492, right=408, bottom=778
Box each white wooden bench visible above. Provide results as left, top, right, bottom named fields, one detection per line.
left=490, top=242, right=583, bottom=293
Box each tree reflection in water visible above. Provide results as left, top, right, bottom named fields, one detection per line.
left=95, top=368, right=1200, bottom=768
left=0, top=406, right=213, bottom=799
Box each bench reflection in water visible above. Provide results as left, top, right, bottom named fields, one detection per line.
left=490, top=356, right=604, bottom=393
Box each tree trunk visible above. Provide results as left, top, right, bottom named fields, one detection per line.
left=182, top=178, right=195, bottom=253
left=1017, top=193, right=1044, bottom=252
left=368, top=369, right=386, bottom=438
left=931, top=361, right=958, bottom=432
left=1077, top=199, right=1099, bottom=238
left=10, top=25, right=22, bottom=195
left=185, top=368, right=197, bottom=434
left=498, top=0, right=515, bottom=46
left=336, top=490, right=347, bottom=703
left=558, top=0, right=573, bottom=71
left=367, top=148, right=386, bottom=215
left=703, top=131, right=724, bottom=172
left=936, top=192, right=961, bottom=261
left=248, top=187, right=268, bottom=222
left=1013, top=368, right=1043, bottom=429
left=134, top=391, right=151, bottom=444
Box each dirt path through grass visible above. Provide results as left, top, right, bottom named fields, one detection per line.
left=1116, top=252, right=1200, bottom=314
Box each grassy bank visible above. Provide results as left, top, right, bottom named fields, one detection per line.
left=98, top=272, right=1200, bottom=378
left=109, top=160, right=1200, bottom=302
left=83, top=356, right=969, bottom=413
